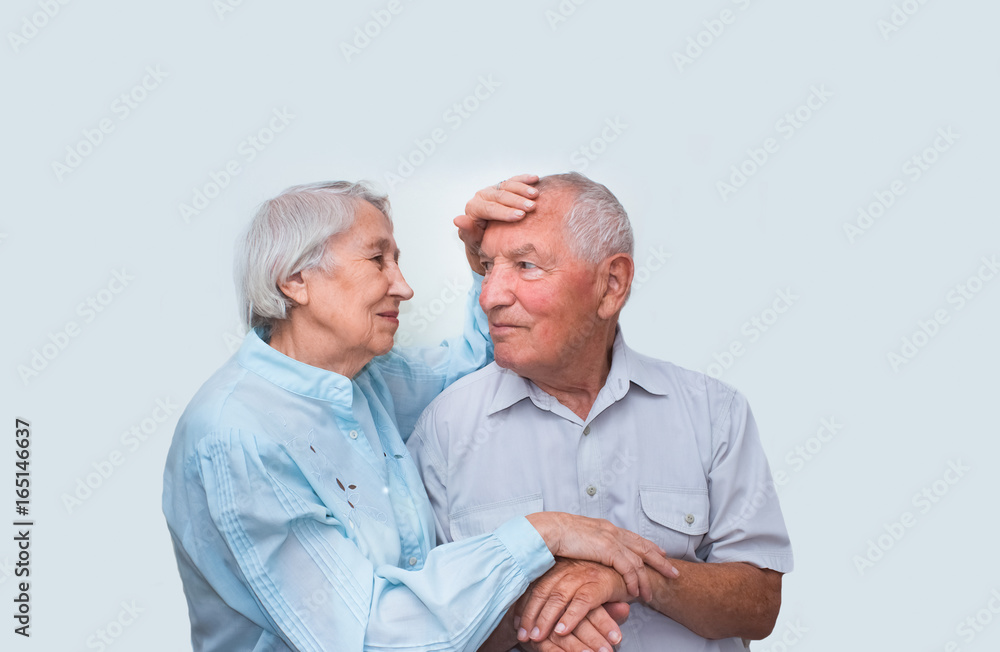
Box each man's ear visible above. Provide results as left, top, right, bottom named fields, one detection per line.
left=277, top=271, right=309, bottom=307
left=597, top=254, right=634, bottom=320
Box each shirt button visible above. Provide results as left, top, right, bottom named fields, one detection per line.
left=408, top=556, right=418, bottom=566
left=348, top=430, right=359, bottom=440
left=685, top=513, right=695, bottom=525
left=583, top=425, right=591, bottom=436
left=586, top=485, right=597, bottom=496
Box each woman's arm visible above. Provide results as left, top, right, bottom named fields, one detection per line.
left=195, top=431, right=671, bottom=651
left=195, top=429, right=554, bottom=651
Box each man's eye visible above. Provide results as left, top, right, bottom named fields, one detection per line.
left=371, top=255, right=384, bottom=267
left=481, top=260, right=493, bottom=272
left=519, top=261, right=537, bottom=270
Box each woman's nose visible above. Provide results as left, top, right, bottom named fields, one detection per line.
left=388, top=264, right=414, bottom=301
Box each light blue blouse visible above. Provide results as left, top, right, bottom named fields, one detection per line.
left=162, top=276, right=553, bottom=651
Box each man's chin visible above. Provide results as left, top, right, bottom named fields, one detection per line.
left=492, top=345, right=525, bottom=372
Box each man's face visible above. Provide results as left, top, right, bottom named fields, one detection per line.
left=478, top=189, right=603, bottom=377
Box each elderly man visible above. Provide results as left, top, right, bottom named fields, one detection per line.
left=407, top=172, right=793, bottom=651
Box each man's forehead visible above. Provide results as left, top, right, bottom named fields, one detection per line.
left=482, top=189, right=573, bottom=254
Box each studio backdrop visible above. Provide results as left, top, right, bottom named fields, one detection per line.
left=3, top=1, right=998, bottom=650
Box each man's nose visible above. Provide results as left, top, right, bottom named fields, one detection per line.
left=479, top=264, right=514, bottom=312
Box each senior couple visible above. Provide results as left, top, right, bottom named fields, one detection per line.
left=162, top=173, right=792, bottom=651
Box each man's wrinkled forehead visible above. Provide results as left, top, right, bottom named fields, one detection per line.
left=481, top=188, right=574, bottom=255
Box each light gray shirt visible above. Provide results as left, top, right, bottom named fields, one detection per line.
left=408, top=331, right=793, bottom=652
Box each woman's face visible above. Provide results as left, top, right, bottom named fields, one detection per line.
left=294, top=201, right=413, bottom=371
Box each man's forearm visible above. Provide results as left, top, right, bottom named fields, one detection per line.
left=478, top=608, right=518, bottom=652
left=645, top=560, right=782, bottom=641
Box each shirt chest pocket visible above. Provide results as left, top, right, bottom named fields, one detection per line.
left=448, top=494, right=544, bottom=541
left=637, top=486, right=710, bottom=561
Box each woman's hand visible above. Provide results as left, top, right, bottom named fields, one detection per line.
left=516, top=601, right=628, bottom=652
left=513, top=560, right=631, bottom=649
left=455, top=174, right=539, bottom=274
left=525, top=512, right=679, bottom=602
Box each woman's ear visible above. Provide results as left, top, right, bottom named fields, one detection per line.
left=277, top=271, right=309, bottom=307
left=597, top=254, right=634, bottom=320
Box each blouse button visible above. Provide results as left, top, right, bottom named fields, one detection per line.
left=348, top=430, right=359, bottom=440
left=408, top=557, right=418, bottom=566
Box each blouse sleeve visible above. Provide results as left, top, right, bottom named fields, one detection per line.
left=196, top=429, right=552, bottom=652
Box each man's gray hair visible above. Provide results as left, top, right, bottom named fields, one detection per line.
left=235, top=180, right=391, bottom=332
left=537, top=172, right=634, bottom=263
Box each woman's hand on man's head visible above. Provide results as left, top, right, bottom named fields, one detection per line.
left=455, top=173, right=539, bottom=275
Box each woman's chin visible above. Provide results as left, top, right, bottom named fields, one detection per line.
left=372, top=334, right=397, bottom=357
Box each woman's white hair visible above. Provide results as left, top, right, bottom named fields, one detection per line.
left=235, top=180, right=391, bottom=333
left=537, top=172, right=634, bottom=263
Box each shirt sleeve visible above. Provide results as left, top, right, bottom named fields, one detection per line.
left=196, top=429, right=553, bottom=652
left=697, top=389, right=794, bottom=573
left=376, top=271, right=494, bottom=440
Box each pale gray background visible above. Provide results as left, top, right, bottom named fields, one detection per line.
left=3, top=0, right=999, bottom=649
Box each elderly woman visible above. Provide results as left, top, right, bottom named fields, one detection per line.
left=162, top=178, right=675, bottom=652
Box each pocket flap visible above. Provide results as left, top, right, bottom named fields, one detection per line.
left=450, top=494, right=544, bottom=540
left=639, top=486, right=710, bottom=535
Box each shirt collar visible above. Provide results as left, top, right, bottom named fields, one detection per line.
left=237, top=328, right=355, bottom=409
left=486, top=328, right=670, bottom=417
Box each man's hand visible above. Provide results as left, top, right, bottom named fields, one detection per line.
left=456, top=174, right=538, bottom=274
left=525, top=512, right=679, bottom=603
